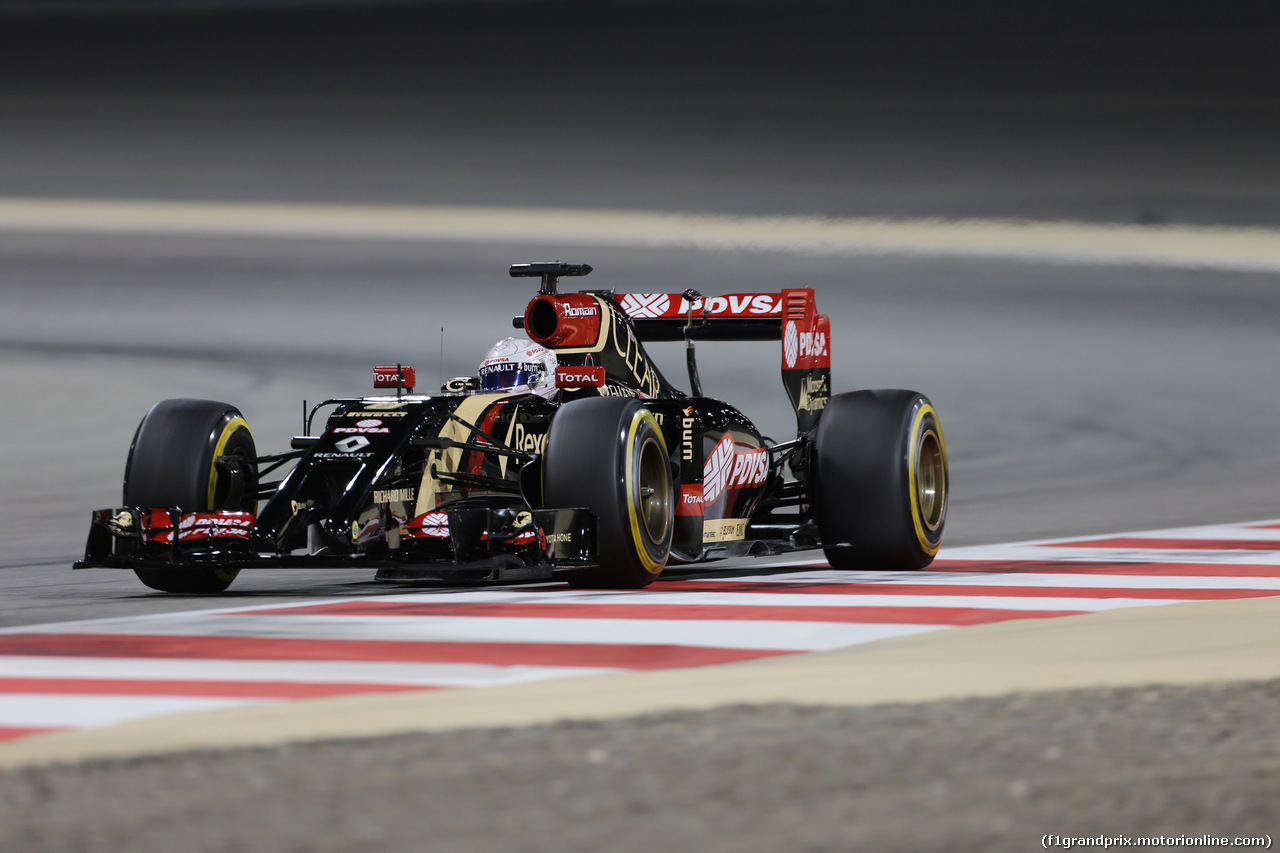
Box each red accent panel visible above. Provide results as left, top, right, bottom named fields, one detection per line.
left=141, top=510, right=255, bottom=545
left=779, top=287, right=830, bottom=371
left=465, top=401, right=508, bottom=477
left=0, top=634, right=793, bottom=670
left=616, top=292, right=783, bottom=320
left=524, top=294, right=603, bottom=347
left=555, top=365, right=606, bottom=388
left=252, top=600, right=1085, bottom=626
left=403, top=511, right=451, bottom=539
left=676, top=484, right=705, bottom=517
left=1046, top=537, right=1280, bottom=551
left=0, top=678, right=431, bottom=699
left=373, top=365, right=416, bottom=391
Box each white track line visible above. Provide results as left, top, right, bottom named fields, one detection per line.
left=0, top=695, right=277, bottom=730
left=3, top=197, right=1280, bottom=271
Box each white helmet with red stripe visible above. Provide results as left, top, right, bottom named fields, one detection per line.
left=478, top=337, right=558, bottom=399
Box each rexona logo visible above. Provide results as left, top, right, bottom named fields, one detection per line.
left=513, top=422, right=547, bottom=454
left=334, top=419, right=390, bottom=434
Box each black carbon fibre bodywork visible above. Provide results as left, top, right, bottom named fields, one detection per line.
left=75, top=266, right=861, bottom=586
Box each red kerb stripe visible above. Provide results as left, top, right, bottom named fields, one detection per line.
left=0, top=726, right=65, bottom=742
left=0, top=634, right=791, bottom=670
left=236, top=601, right=1091, bottom=625
left=622, top=582, right=1274, bottom=600
left=930, top=560, right=1280, bottom=578
left=1048, top=537, right=1280, bottom=551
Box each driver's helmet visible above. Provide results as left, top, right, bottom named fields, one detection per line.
left=478, top=337, right=558, bottom=399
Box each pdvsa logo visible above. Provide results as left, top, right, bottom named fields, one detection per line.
left=619, top=293, right=671, bottom=319
left=334, top=419, right=390, bottom=434
left=799, top=330, right=828, bottom=360
left=783, top=321, right=800, bottom=368
left=701, top=435, right=736, bottom=504
left=783, top=320, right=827, bottom=368
left=703, top=436, right=769, bottom=505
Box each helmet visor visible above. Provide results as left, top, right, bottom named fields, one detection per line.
left=479, top=363, right=540, bottom=392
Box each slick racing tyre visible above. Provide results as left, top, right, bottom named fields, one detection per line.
left=123, top=399, right=257, bottom=593
left=544, top=397, right=675, bottom=588
left=809, top=389, right=948, bottom=570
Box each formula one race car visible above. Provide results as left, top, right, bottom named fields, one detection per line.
left=76, top=262, right=948, bottom=592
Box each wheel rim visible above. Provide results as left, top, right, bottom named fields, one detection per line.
left=916, top=428, right=946, bottom=532
left=636, top=435, right=671, bottom=542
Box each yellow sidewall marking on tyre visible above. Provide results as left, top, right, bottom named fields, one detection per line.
left=207, top=417, right=251, bottom=509
left=907, top=403, right=946, bottom=556
left=625, top=410, right=668, bottom=577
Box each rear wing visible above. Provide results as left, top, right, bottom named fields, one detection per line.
left=619, top=292, right=784, bottom=341
left=618, top=290, right=832, bottom=433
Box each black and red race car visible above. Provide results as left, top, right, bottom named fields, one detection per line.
left=76, top=262, right=949, bottom=592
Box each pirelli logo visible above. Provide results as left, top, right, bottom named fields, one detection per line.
left=703, top=518, right=748, bottom=543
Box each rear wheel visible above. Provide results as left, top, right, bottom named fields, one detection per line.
left=809, top=389, right=948, bottom=570
left=123, top=398, right=257, bottom=593
left=544, top=398, right=674, bottom=588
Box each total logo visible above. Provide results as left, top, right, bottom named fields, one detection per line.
left=334, top=418, right=390, bottom=434
left=701, top=436, right=770, bottom=505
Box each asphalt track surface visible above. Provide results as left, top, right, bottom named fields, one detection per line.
left=2, top=1, right=1280, bottom=849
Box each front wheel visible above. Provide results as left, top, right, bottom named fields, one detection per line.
left=123, top=398, right=258, bottom=593
left=543, top=398, right=675, bottom=588
left=809, top=389, right=948, bottom=570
